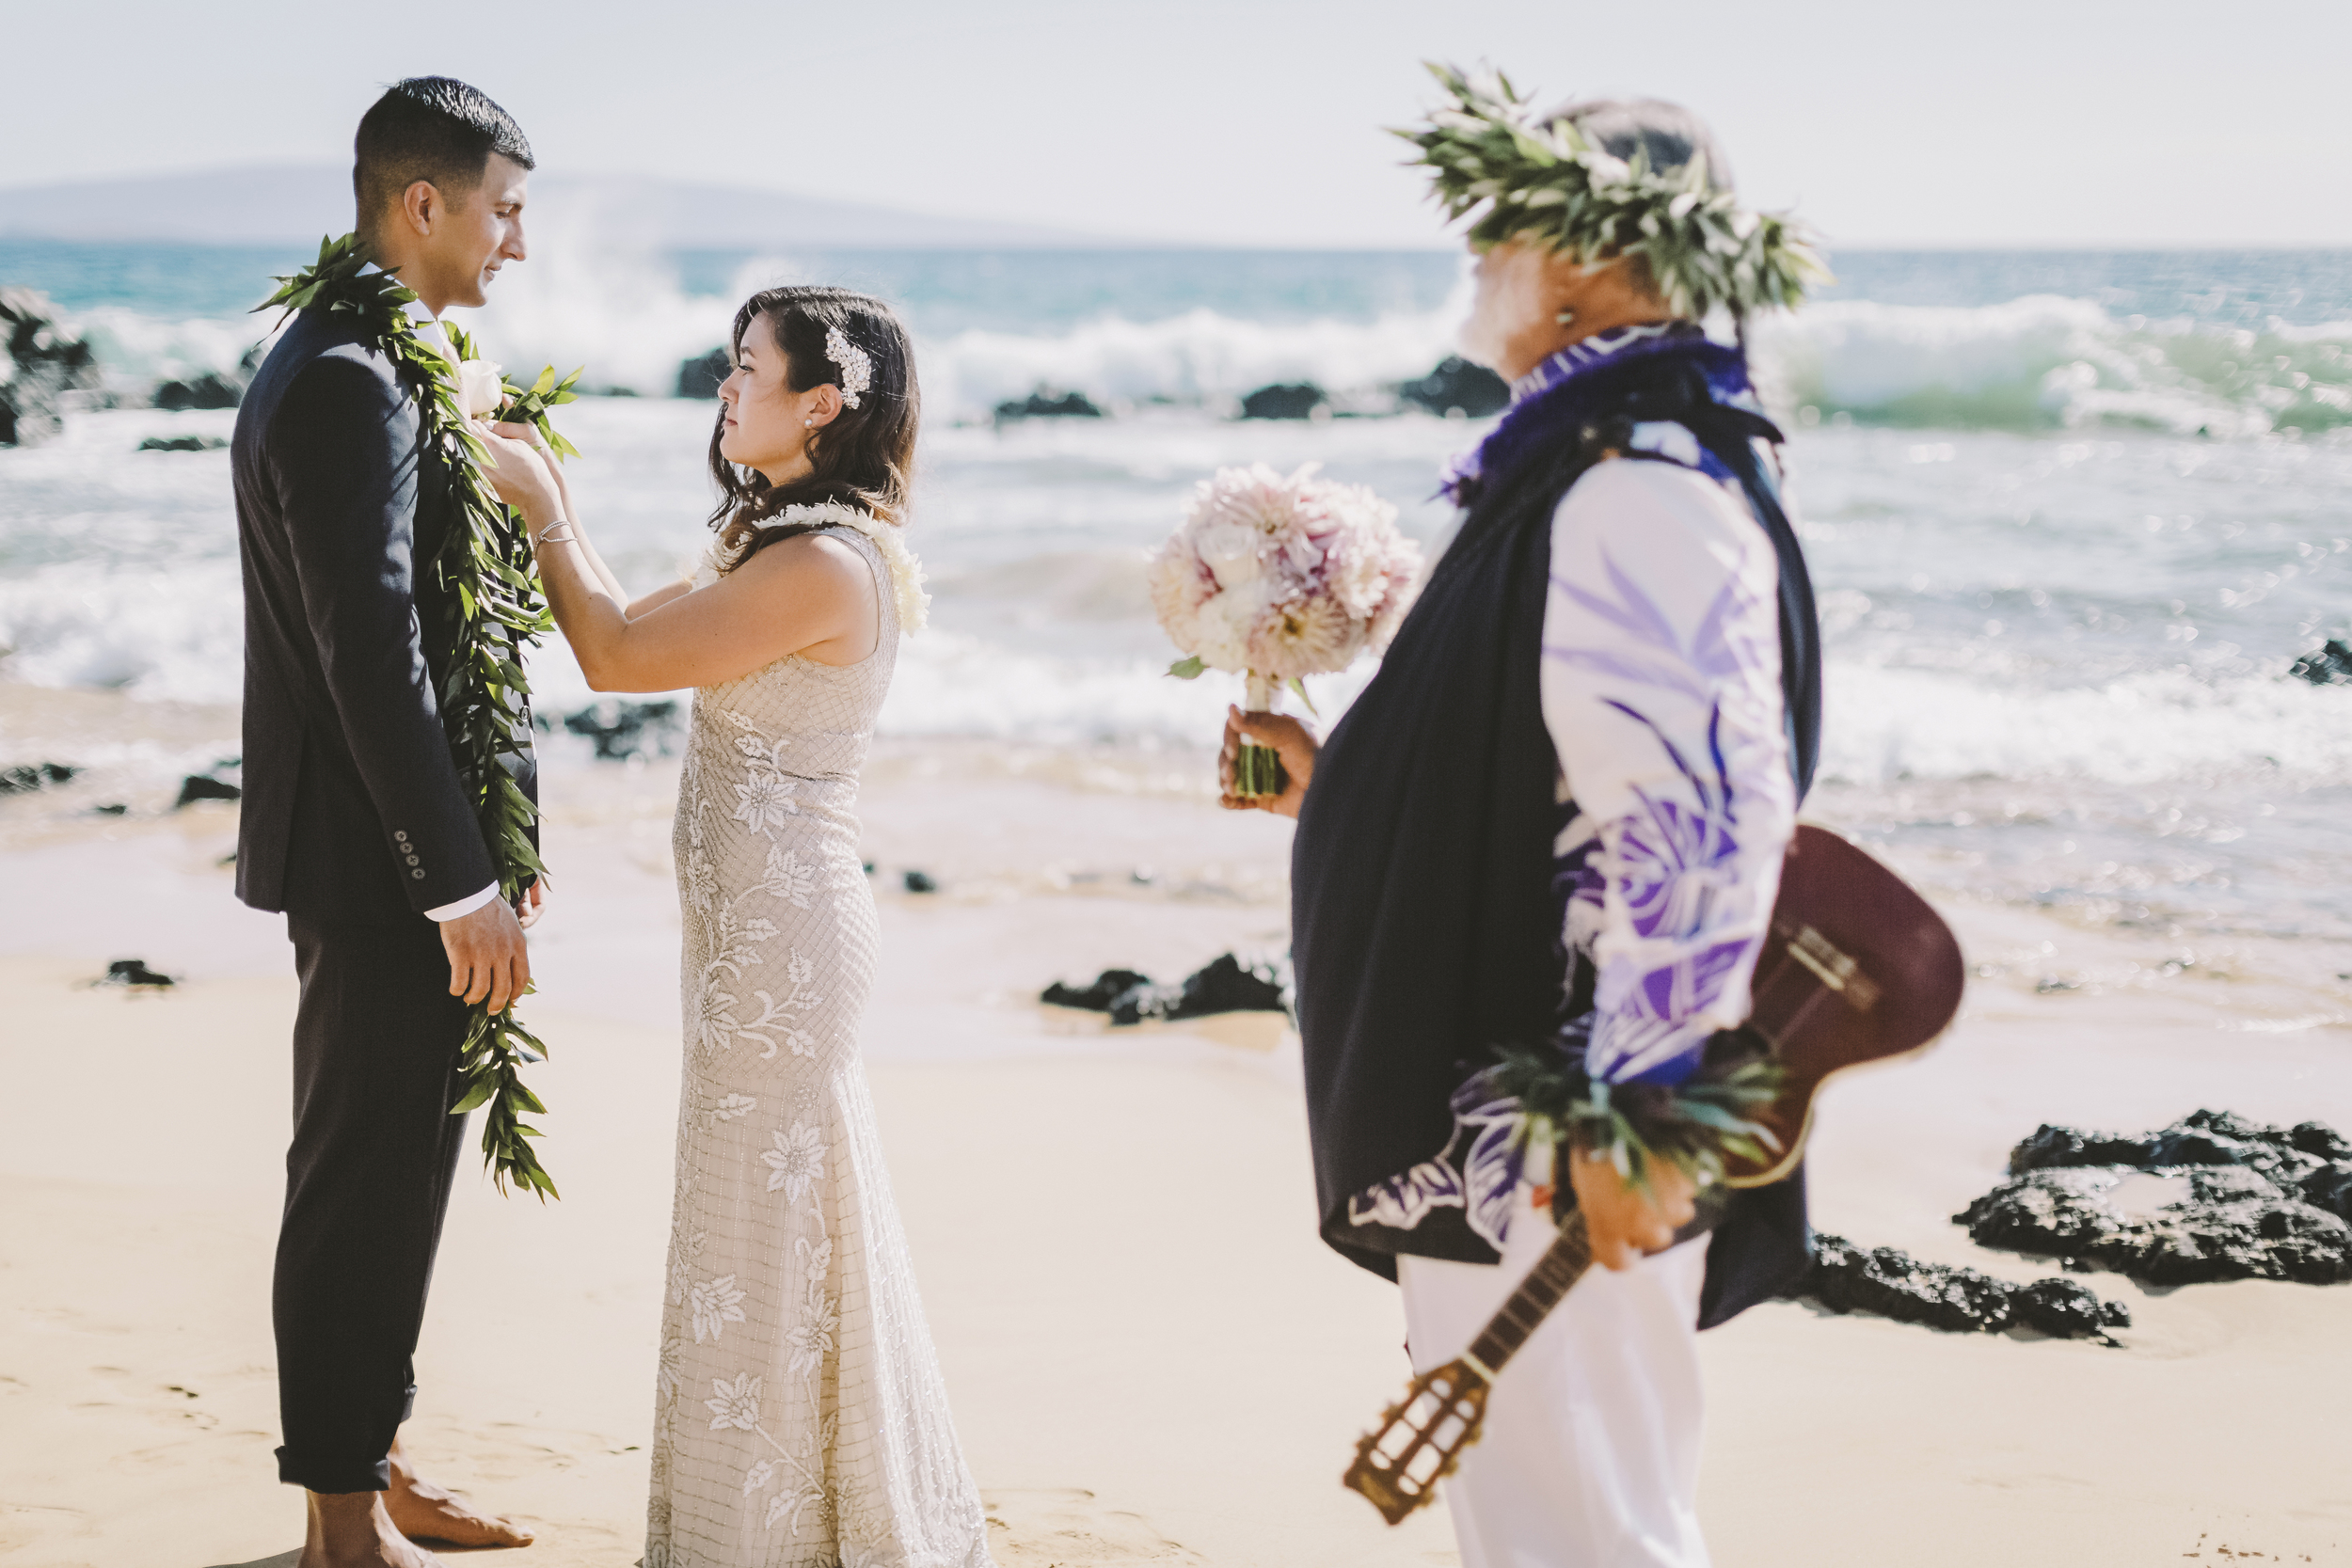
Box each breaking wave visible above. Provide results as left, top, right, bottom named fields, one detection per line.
left=30, top=244, right=2352, bottom=436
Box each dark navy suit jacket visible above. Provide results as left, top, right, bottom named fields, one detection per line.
left=230, top=307, right=535, bottom=923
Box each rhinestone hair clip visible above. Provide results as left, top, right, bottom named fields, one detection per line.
left=824, top=324, right=872, bottom=409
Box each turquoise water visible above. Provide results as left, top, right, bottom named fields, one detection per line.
left=4, top=243, right=2352, bottom=943
left=8, top=240, right=2352, bottom=331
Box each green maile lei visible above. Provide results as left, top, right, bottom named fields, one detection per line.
left=1395, top=63, right=1830, bottom=321
left=1485, top=1038, right=1783, bottom=1199
left=260, top=233, right=583, bottom=1198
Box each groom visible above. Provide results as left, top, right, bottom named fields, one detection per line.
left=231, top=77, right=544, bottom=1564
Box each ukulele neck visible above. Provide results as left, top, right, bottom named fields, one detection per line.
left=1464, top=1212, right=1593, bottom=1381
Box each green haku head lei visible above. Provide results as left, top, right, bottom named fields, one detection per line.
left=1395, top=63, right=1829, bottom=320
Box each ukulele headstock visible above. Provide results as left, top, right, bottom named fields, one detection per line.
left=1343, top=1356, right=1491, bottom=1526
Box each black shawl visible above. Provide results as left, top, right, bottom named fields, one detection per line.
left=1290, top=343, right=1822, bottom=1327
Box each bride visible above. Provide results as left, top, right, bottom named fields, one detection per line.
left=479, top=287, right=993, bottom=1568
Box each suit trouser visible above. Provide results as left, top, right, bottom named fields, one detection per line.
left=275, top=911, right=470, bottom=1493
left=1398, top=1184, right=1712, bottom=1568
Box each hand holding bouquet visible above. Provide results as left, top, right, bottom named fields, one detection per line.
left=1149, top=463, right=1422, bottom=797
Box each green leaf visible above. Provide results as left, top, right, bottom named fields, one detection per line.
left=1167, top=655, right=1206, bottom=679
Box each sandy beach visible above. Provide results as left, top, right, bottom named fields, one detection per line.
left=5, top=709, right=2352, bottom=1567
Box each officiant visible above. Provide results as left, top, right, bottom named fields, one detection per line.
left=1220, top=73, right=1826, bottom=1567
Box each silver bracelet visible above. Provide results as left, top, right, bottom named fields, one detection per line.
left=532, top=519, right=577, bottom=547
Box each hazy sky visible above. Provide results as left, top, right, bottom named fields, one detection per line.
left=9, top=0, right=2350, bottom=248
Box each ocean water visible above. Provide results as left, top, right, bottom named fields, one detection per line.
left=3, top=240, right=2350, bottom=950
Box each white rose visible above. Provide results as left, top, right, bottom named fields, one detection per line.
left=1192, top=581, right=1264, bottom=672
left=455, top=358, right=506, bottom=420
left=1194, top=519, right=1264, bottom=591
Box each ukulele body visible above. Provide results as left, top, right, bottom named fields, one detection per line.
left=1343, top=823, right=1963, bottom=1524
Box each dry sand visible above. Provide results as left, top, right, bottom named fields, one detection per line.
left=4, top=738, right=2350, bottom=1566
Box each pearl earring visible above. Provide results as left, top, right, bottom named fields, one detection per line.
left=804, top=418, right=815, bottom=427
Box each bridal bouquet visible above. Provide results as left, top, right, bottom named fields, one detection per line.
left=1150, top=463, right=1422, bottom=796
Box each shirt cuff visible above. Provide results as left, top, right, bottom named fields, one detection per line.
left=424, top=881, right=501, bottom=923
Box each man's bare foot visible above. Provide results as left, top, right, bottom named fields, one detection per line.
left=386, top=1438, right=534, bottom=1548
left=301, top=1491, right=443, bottom=1568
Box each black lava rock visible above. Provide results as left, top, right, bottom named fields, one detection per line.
left=902, top=870, right=939, bottom=894
left=0, top=762, right=77, bottom=795
left=2290, top=1120, right=2352, bottom=1161
left=1790, top=1233, right=2125, bottom=1339
left=152, top=372, right=242, bottom=411
left=993, top=388, right=1103, bottom=422
left=1041, top=968, right=1154, bottom=1010
left=1041, top=952, right=1294, bottom=1026
left=1, top=288, right=103, bottom=448
left=2297, top=1162, right=2352, bottom=1224
left=1107, top=980, right=1189, bottom=1025
left=1957, top=1163, right=2352, bottom=1287
left=138, top=434, right=228, bottom=452
left=1398, top=356, right=1510, bottom=419
left=175, top=773, right=242, bottom=807
left=100, top=958, right=175, bottom=988
left=1239, top=383, right=1327, bottom=420
left=2007, top=1123, right=2155, bottom=1171
left=2289, top=638, right=2352, bottom=686
left=2009, top=1108, right=2335, bottom=1185
left=2011, top=1277, right=2112, bottom=1337
left=676, top=348, right=731, bottom=399
left=562, top=699, right=682, bottom=761
left=1167, top=952, right=1289, bottom=1015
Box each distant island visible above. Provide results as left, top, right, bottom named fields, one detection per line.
left=0, top=164, right=1126, bottom=249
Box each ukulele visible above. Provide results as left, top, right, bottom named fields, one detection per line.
left=1343, top=823, right=1964, bottom=1526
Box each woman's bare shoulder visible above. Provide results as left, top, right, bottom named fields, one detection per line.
left=732, top=527, right=867, bottom=579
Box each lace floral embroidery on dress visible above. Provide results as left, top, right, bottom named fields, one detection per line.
left=649, top=524, right=992, bottom=1568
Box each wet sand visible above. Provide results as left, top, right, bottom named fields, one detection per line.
left=3, top=735, right=2350, bottom=1565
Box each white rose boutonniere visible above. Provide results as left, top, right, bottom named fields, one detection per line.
left=456, top=357, right=507, bottom=420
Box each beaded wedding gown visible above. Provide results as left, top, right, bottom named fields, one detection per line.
left=645, top=517, right=992, bottom=1568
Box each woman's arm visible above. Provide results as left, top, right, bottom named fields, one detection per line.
left=492, top=420, right=630, bottom=604
left=628, top=578, right=695, bottom=618
left=475, top=429, right=873, bottom=693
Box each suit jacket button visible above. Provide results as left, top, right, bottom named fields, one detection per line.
left=412, top=869, right=426, bottom=879
left=394, top=831, right=410, bottom=842
left=405, top=854, right=421, bottom=865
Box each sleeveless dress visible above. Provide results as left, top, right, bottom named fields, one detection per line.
left=646, top=520, right=992, bottom=1568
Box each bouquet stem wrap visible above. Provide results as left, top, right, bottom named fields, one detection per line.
left=1234, top=672, right=1289, bottom=798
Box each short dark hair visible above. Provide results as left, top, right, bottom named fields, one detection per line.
left=353, top=76, right=534, bottom=233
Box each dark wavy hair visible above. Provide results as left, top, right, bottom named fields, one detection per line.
left=707, top=287, right=919, bottom=571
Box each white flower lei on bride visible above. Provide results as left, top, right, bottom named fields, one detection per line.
left=710, top=500, right=931, bottom=632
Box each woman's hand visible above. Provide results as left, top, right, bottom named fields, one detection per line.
left=1219, top=705, right=1317, bottom=818
left=473, top=423, right=562, bottom=533
left=490, top=420, right=576, bottom=526
left=1567, top=1143, right=1698, bottom=1273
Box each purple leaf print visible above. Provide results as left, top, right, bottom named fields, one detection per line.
left=1449, top=1076, right=1535, bottom=1249
left=1616, top=790, right=1742, bottom=941
left=1346, top=1160, right=1465, bottom=1231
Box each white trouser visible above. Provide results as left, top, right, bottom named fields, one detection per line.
left=1396, top=1185, right=1712, bottom=1568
